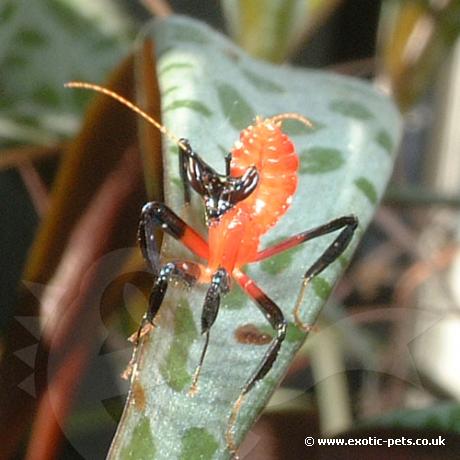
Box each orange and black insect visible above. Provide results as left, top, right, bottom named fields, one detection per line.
left=66, top=82, right=358, bottom=455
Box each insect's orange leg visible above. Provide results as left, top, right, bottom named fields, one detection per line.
left=226, top=269, right=287, bottom=456
left=253, top=215, right=358, bottom=330
left=139, top=201, right=209, bottom=265
left=127, top=203, right=208, bottom=373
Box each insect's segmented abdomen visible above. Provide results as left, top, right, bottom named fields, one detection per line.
left=230, top=118, right=298, bottom=236
left=207, top=117, right=299, bottom=272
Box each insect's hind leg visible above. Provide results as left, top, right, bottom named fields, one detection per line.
left=293, top=216, right=357, bottom=330
left=254, top=216, right=357, bottom=331
left=189, top=268, right=231, bottom=396
left=226, top=269, right=287, bottom=456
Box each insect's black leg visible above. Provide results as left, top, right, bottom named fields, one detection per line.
left=254, top=215, right=358, bottom=331
left=146, top=261, right=200, bottom=322
left=225, top=152, right=232, bottom=176
left=226, top=269, right=287, bottom=455
left=234, top=270, right=287, bottom=393
left=134, top=260, right=202, bottom=342
left=139, top=201, right=209, bottom=264
left=178, top=137, right=223, bottom=205
left=133, top=200, right=208, bottom=347
left=292, top=216, right=357, bottom=330
left=189, top=268, right=230, bottom=395
left=124, top=260, right=202, bottom=380
left=178, top=138, right=193, bottom=205
left=225, top=217, right=358, bottom=455
left=254, top=216, right=358, bottom=262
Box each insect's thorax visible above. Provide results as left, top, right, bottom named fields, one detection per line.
left=207, top=118, right=299, bottom=273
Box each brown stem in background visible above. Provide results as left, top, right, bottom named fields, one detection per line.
left=0, top=144, right=63, bottom=170
left=18, top=160, right=50, bottom=217
left=0, top=54, right=141, bottom=460
left=25, top=146, right=143, bottom=460
left=375, top=207, right=425, bottom=260
left=379, top=242, right=460, bottom=412
left=140, top=0, right=173, bottom=17
left=327, top=57, right=375, bottom=77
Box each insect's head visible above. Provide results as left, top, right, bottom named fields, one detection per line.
left=201, top=167, right=259, bottom=223
left=64, top=83, right=304, bottom=225
left=179, top=139, right=259, bottom=223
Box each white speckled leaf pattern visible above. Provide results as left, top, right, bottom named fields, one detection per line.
left=109, top=16, right=402, bottom=460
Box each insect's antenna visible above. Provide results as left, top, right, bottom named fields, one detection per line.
left=268, top=112, right=313, bottom=128
left=64, top=81, right=188, bottom=151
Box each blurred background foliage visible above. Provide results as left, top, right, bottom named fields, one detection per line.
left=1, top=0, right=460, bottom=459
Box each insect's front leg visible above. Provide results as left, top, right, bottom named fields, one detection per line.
left=134, top=201, right=209, bottom=342
left=133, top=260, right=202, bottom=343
left=139, top=201, right=209, bottom=265
left=178, top=139, right=193, bottom=205
left=189, top=268, right=230, bottom=395
left=124, top=260, right=202, bottom=381
left=225, top=152, right=232, bottom=176
left=178, top=138, right=217, bottom=205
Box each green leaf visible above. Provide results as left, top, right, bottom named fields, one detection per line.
left=163, top=99, right=213, bottom=117
left=355, top=177, right=378, bottom=205
left=311, top=277, right=332, bottom=301
left=159, top=298, right=198, bottom=391
left=0, top=0, right=132, bottom=146
left=363, top=402, right=460, bottom=434
left=120, top=416, right=156, bottom=460
left=221, top=0, right=344, bottom=62
left=330, top=99, right=375, bottom=120
left=300, top=146, right=344, bottom=174
left=109, top=16, right=402, bottom=460
left=180, top=428, right=219, bottom=460
left=216, top=83, right=256, bottom=130
left=378, top=1, right=460, bottom=110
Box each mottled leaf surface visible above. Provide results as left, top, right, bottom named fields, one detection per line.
left=109, top=16, right=402, bottom=460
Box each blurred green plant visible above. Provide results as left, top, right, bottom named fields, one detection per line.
left=221, top=0, right=343, bottom=63
left=377, top=0, right=460, bottom=110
